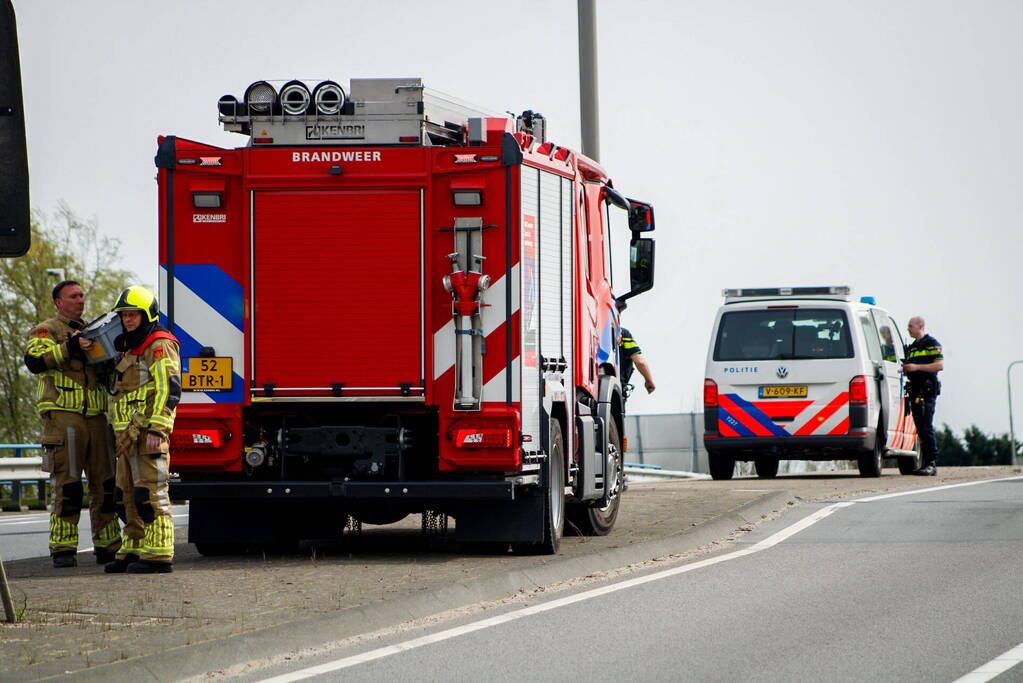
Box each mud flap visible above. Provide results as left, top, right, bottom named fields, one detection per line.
left=452, top=491, right=544, bottom=544
left=187, top=499, right=345, bottom=545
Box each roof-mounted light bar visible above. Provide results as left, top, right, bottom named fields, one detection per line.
left=722, top=286, right=852, bottom=298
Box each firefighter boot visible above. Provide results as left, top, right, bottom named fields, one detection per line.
left=913, top=463, right=937, bottom=476
left=126, top=559, right=173, bottom=574
left=104, top=553, right=140, bottom=574
left=94, top=547, right=118, bottom=564
left=52, top=551, right=77, bottom=568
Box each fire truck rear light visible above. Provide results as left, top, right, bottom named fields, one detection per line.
left=254, top=137, right=274, bottom=144
left=280, top=80, right=311, bottom=116
left=452, top=190, right=482, bottom=206
left=244, top=81, right=277, bottom=114
left=454, top=154, right=478, bottom=164
left=312, top=81, right=346, bottom=115
left=704, top=379, right=718, bottom=408
left=171, top=430, right=224, bottom=449
left=849, top=375, right=868, bottom=405
left=454, top=429, right=513, bottom=448
left=399, top=136, right=418, bottom=142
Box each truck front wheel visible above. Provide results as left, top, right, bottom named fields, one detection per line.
left=567, top=418, right=623, bottom=536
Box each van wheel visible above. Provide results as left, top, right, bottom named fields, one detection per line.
left=567, top=419, right=623, bottom=536
left=858, top=421, right=884, bottom=477
left=709, top=454, right=735, bottom=480
left=898, top=438, right=922, bottom=475
left=754, top=457, right=779, bottom=478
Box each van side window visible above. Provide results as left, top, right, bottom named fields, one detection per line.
left=886, top=316, right=907, bottom=361
left=876, top=323, right=898, bottom=363
left=858, top=313, right=883, bottom=363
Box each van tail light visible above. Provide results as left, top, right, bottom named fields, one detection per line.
left=704, top=379, right=719, bottom=408
left=849, top=376, right=868, bottom=405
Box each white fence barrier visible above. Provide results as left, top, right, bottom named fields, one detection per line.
left=0, top=445, right=47, bottom=512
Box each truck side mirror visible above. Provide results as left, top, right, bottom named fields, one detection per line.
left=627, top=199, right=655, bottom=232
left=0, top=0, right=30, bottom=257
left=618, top=237, right=654, bottom=303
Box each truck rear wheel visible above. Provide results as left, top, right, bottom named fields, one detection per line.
left=567, top=418, right=623, bottom=536
left=708, top=453, right=735, bottom=480
left=512, top=419, right=565, bottom=554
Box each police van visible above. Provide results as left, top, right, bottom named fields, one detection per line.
left=702, top=286, right=920, bottom=480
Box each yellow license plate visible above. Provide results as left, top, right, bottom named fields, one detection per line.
left=758, top=385, right=807, bottom=398
left=183, top=357, right=232, bottom=392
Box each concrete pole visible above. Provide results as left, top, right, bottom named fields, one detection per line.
left=0, top=554, right=15, bottom=622
left=1009, top=360, right=1023, bottom=466
left=578, top=0, right=600, bottom=161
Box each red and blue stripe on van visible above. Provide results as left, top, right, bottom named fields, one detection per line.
left=717, top=393, right=850, bottom=437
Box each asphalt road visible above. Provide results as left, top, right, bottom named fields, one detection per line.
left=247, top=476, right=1023, bottom=682
left=0, top=504, right=189, bottom=561
left=5, top=466, right=1020, bottom=681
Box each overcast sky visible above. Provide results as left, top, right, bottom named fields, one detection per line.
left=16, top=0, right=1023, bottom=435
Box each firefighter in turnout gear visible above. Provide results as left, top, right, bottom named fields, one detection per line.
left=904, top=316, right=944, bottom=476
left=24, top=280, right=121, bottom=568
left=103, top=286, right=182, bottom=574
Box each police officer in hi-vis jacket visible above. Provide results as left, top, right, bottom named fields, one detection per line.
left=103, top=286, right=182, bottom=574
left=24, top=280, right=121, bottom=568
left=904, top=316, right=944, bottom=476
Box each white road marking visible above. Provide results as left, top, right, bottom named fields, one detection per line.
left=258, top=474, right=1023, bottom=682
left=953, top=642, right=1023, bottom=682
left=856, top=474, right=1023, bottom=502
left=0, top=519, right=47, bottom=527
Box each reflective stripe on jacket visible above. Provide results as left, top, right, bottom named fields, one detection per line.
left=24, top=315, right=106, bottom=417
left=110, top=336, right=181, bottom=435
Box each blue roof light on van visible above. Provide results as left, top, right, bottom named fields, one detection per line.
left=860, top=296, right=877, bottom=305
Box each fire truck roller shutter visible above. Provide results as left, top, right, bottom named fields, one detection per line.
left=252, top=189, right=423, bottom=397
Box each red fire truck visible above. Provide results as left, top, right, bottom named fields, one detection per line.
left=163, top=78, right=655, bottom=554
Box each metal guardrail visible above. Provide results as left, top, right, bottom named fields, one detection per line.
left=0, top=444, right=47, bottom=512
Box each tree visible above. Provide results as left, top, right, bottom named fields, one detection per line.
left=937, top=423, right=1020, bottom=466
left=0, top=204, right=135, bottom=443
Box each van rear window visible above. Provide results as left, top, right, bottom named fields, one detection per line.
left=713, top=309, right=853, bottom=361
